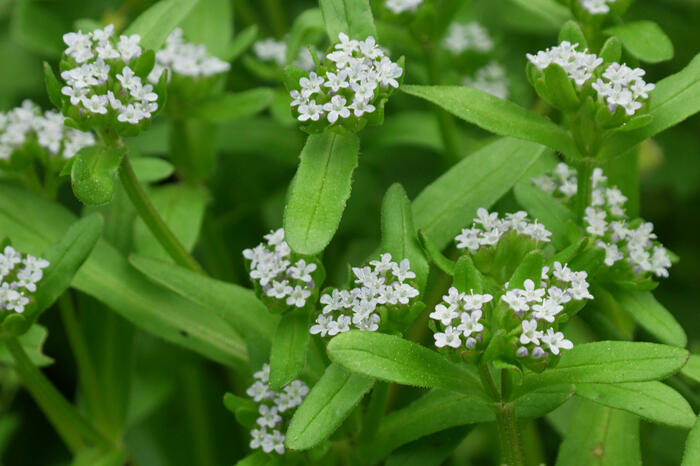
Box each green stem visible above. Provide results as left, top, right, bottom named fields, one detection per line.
left=496, top=402, right=525, bottom=466
left=576, top=158, right=595, bottom=221
left=423, top=44, right=460, bottom=165
left=118, top=154, right=205, bottom=274
left=478, top=364, right=500, bottom=401
left=5, top=337, right=109, bottom=453
left=359, top=381, right=389, bottom=443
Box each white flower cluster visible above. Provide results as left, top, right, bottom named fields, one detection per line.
left=243, top=229, right=317, bottom=308
left=443, top=22, right=494, bottom=55
left=531, top=162, right=580, bottom=200
left=245, top=364, right=309, bottom=455
left=527, top=41, right=603, bottom=86
left=506, top=262, right=593, bottom=358
left=148, top=28, right=230, bottom=83
left=386, top=0, right=423, bottom=14
left=454, top=208, right=552, bottom=252
left=430, top=287, right=492, bottom=349
left=581, top=0, right=616, bottom=15
left=289, top=33, right=403, bottom=124
left=0, top=246, right=50, bottom=314
left=0, top=100, right=94, bottom=161
left=592, top=63, right=655, bottom=116
left=252, top=38, right=318, bottom=71
left=463, top=61, right=509, bottom=100
left=60, top=24, right=158, bottom=124
left=310, top=253, right=419, bottom=337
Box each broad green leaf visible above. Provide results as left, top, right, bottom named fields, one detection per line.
left=379, top=184, right=429, bottom=291
left=384, top=426, right=472, bottom=466
left=0, top=184, right=247, bottom=367
left=413, top=138, right=549, bottom=250
left=514, top=181, right=579, bottom=249
left=319, top=0, right=376, bottom=41
left=604, top=21, right=674, bottom=64
left=286, top=364, right=373, bottom=450
left=191, top=89, right=275, bottom=122
left=269, top=309, right=310, bottom=390
left=179, top=0, right=232, bottom=58
left=0, top=325, right=53, bottom=367
left=555, top=400, right=641, bottom=466
left=129, top=254, right=277, bottom=355
left=124, top=0, right=201, bottom=51
left=598, top=52, right=700, bottom=159
left=575, top=382, right=696, bottom=429
left=681, top=354, right=700, bottom=384
left=615, top=289, right=686, bottom=347
left=522, top=341, right=688, bottom=390
left=130, top=157, right=174, bottom=183
left=283, top=131, right=360, bottom=255
left=71, top=146, right=126, bottom=206
left=513, top=384, right=575, bottom=419
left=327, top=331, right=485, bottom=396
left=682, top=416, right=700, bottom=466
left=402, top=86, right=577, bottom=156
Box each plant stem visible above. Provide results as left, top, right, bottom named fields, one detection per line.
left=576, top=158, right=595, bottom=221
left=5, top=337, right=109, bottom=453
left=359, top=381, right=389, bottom=443
left=496, top=402, right=525, bottom=466
left=478, top=364, right=500, bottom=400
left=118, top=154, right=205, bottom=274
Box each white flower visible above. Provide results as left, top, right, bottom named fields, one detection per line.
left=250, top=428, right=267, bottom=450
left=392, top=259, right=416, bottom=282
left=246, top=381, right=271, bottom=402
left=430, top=303, right=457, bottom=326
left=117, top=34, right=142, bottom=62
left=434, top=326, right=462, bottom=348
left=386, top=0, right=423, bottom=14
left=541, top=328, right=573, bottom=355
left=527, top=41, right=602, bottom=86
left=444, top=22, right=493, bottom=54
left=323, top=95, right=351, bottom=123
left=457, top=310, right=484, bottom=337
left=581, top=0, right=616, bottom=15
left=350, top=97, right=376, bottom=117
left=521, top=279, right=545, bottom=302
left=300, top=72, right=324, bottom=96
left=463, top=61, right=509, bottom=99
left=519, top=319, right=543, bottom=345
left=256, top=404, right=282, bottom=428
left=502, top=290, right=529, bottom=314
left=286, top=285, right=311, bottom=308
left=531, top=299, right=563, bottom=323
left=297, top=100, right=324, bottom=121
left=324, top=70, right=350, bottom=92
left=253, top=38, right=287, bottom=66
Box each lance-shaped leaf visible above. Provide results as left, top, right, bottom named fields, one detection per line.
left=514, top=181, right=579, bottom=249
left=286, top=364, right=373, bottom=450
left=575, top=382, right=696, bottom=429
left=555, top=400, right=641, bottom=466
left=379, top=184, right=429, bottom=291
left=191, top=89, right=275, bottom=122
left=179, top=0, right=232, bottom=59
left=269, top=309, right=310, bottom=390
left=682, top=416, right=700, bottom=466
left=402, top=85, right=577, bottom=156
left=71, top=146, right=126, bottom=206
left=615, top=289, right=687, bottom=347
left=124, top=0, right=201, bottom=51
left=284, top=131, right=360, bottom=255
left=413, top=138, right=549, bottom=250
left=319, top=0, right=376, bottom=41
left=327, top=331, right=485, bottom=395
left=682, top=354, right=700, bottom=384
left=604, top=21, right=674, bottom=64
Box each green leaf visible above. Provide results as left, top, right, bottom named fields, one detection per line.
left=385, top=426, right=472, bottom=466
left=234, top=452, right=282, bottom=466
left=129, top=157, right=174, bottom=183
left=507, top=0, right=571, bottom=31
left=555, top=400, right=641, bottom=466
left=682, top=416, right=700, bottom=466
left=286, top=8, right=325, bottom=63
left=508, top=250, right=544, bottom=290
left=615, top=289, right=687, bottom=347
left=10, top=1, right=65, bottom=56
left=191, top=89, right=275, bottom=122
left=514, top=181, right=579, bottom=249
left=604, top=21, right=674, bottom=64
left=681, top=354, right=700, bottom=384
left=124, top=0, right=201, bottom=51
left=544, top=64, right=581, bottom=110
left=223, top=392, right=256, bottom=414
left=379, top=184, right=429, bottom=291
left=283, top=131, right=360, bottom=255
left=71, top=146, right=126, bottom=206
left=401, top=86, right=576, bottom=156
left=558, top=21, right=587, bottom=48
left=0, top=325, right=53, bottom=367
left=327, top=331, right=485, bottom=396
left=269, top=309, right=310, bottom=390
left=599, top=36, right=622, bottom=64
left=179, top=0, right=232, bottom=58
left=286, top=364, right=373, bottom=450
left=522, top=341, right=688, bottom=390
left=224, top=25, right=258, bottom=62
left=453, top=256, right=484, bottom=294
left=43, top=62, right=63, bottom=109
left=598, top=52, right=700, bottom=159
left=319, top=0, right=376, bottom=41
left=129, top=254, right=277, bottom=356
left=418, top=230, right=455, bottom=275
left=575, top=382, right=695, bottom=429
left=414, top=138, right=549, bottom=250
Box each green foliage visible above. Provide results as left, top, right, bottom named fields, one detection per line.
left=615, top=289, right=687, bottom=347
left=319, top=0, right=376, bottom=40
left=604, top=21, right=674, bottom=63
left=269, top=308, right=310, bottom=389
left=70, top=146, right=126, bottom=206
left=124, top=0, right=201, bottom=51
left=191, top=89, right=275, bottom=122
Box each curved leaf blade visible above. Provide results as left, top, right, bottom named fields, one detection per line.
left=269, top=309, right=310, bottom=390
left=604, top=21, right=674, bottom=64
left=319, top=0, right=376, bottom=41
left=615, top=289, right=687, bottom=347
left=682, top=416, right=700, bottom=466
left=124, top=0, right=200, bottom=51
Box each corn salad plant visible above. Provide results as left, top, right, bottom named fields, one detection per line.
left=0, top=0, right=699, bottom=464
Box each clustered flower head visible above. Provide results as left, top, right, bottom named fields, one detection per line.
left=454, top=208, right=552, bottom=252
left=245, top=364, right=309, bottom=455
left=253, top=38, right=318, bottom=71
left=430, top=287, right=492, bottom=349
left=147, top=28, right=230, bottom=83
left=443, top=22, right=494, bottom=55
left=527, top=42, right=654, bottom=116
left=243, top=229, right=319, bottom=309
left=310, top=253, right=419, bottom=337
left=289, top=33, right=403, bottom=127
left=532, top=163, right=672, bottom=278
left=0, top=246, right=50, bottom=314
left=581, top=0, right=616, bottom=15
left=385, top=0, right=423, bottom=14
left=463, top=61, right=509, bottom=100
left=60, top=24, right=158, bottom=126
left=0, top=100, right=94, bottom=161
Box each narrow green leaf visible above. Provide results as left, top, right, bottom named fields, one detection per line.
left=402, top=86, right=576, bottom=156
left=223, top=392, right=256, bottom=413
left=614, top=289, right=686, bottom=347
left=604, top=21, right=674, bottom=63
left=508, top=0, right=571, bottom=30
left=414, top=138, right=549, bottom=250
left=124, top=0, right=201, bottom=51
left=682, top=416, right=700, bottom=466
left=681, top=354, right=700, bottom=384
left=43, top=62, right=63, bottom=109
left=418, top=230, right=455, bottom=275
left=179, top=0, right=232, bottom=58
left=379, top=184, right=429, bottom=291
left=575, top=382, right=696, bottom=429
left=544, top=64, right=581, bottom=110
left=191, top=89, right=275, bottom=122
left=514, top=181, right=579, bottom=249
left=555, top=400, right=641, bottom=466
left=558, top=21, right=587, bottom=48
left=508, top=250, right=544, bottom=290
left=319, top=0, right=376, bottom=41
left=599, top=36, right=622, bottom=64
left=71, top=146, right=126, bottom=206
left=224, top=25, right=258, bottom=62
left=286, top=364, right=373, bottom=450
left=269, top=309, right=310, bottom=390
left=327, top=331, right=485, bottom=395
left=283, top=131, right=360, bottom=255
